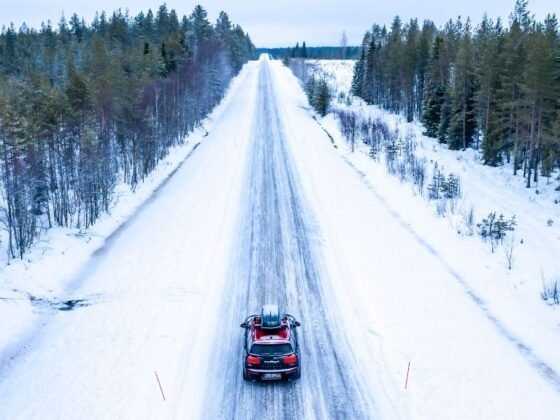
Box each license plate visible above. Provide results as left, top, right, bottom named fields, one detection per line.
left=261, top=373, right=282, bottom=380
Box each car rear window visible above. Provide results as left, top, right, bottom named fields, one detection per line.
left=251, top=343, right=292, bottom=355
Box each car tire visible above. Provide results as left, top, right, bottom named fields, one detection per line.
left=243, top=367, right=249, bottom=381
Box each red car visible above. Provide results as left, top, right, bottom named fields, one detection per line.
left=240, top=304, right=301, bottom=381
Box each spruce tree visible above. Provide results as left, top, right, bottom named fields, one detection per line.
left=351, top=46, right=366, bottom=98
left=314, top=79, right=331, bottom=116
left=437, top=88, right=452, bottom=143
left=497, top=1, right=530, bottom=173
left=421, top=36, right=446, bottom=137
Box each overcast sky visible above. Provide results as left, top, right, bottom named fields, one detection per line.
left=2, top=0, right=559, bottom=47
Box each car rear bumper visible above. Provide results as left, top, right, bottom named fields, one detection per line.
left=246, top=367, right=298, bottom=380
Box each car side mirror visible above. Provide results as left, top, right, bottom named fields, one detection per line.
left=294, top=321, right=301, bottom=327
left=240, top=322, right=247, bottom=328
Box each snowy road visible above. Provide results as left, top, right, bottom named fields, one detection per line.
left=198, top=59, right=375, bottom=419
left=1, top=55, right=559, bottom=420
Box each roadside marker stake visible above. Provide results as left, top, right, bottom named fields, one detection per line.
left=155, top=371, right=166, bottom=401
left=405, top=361, right=411, bottom=390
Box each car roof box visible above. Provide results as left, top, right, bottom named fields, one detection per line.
left=261, top=304, right=281, bottom=329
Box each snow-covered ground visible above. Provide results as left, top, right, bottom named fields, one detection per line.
left=1, top=56, right=559, bottom=419
left=307, top=59, right=560, bottom=414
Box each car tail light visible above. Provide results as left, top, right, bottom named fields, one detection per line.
left=247, top=355, right=261, bottom=365
left=283, top=354, right=297, bottom=364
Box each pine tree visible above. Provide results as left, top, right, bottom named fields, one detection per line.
left=143, top=9, right=155, bottom=39
left=190, top=5, right=212, bottom=46
left=477, top=16, right=505, bottom=165
left=1, top=24, right=18, bottom=74
left=362, top=35, right=378, bottom=103
left=216, top=11, right=232, bottom=38
left=293, top=42, right=300, bottom=58
left=386, top=16, right=404, bottom=112
left=403, top=19, right=420, bottom=122
left=521, top=19, right=558, bottom=186
left=65, top=57, right=91, bottom=123
left=70, top=13, right=85, bottom=43
left=447, top=19, right=477, bottom=150
left=416, top=21, right=436, bottom=115
left=155, top=4, right=170, bottom=40
left=497, top=1, right=530, bottom=173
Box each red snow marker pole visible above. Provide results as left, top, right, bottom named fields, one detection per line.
left=155, top=371, right=166, bottom=401
left=405, top=361, right=411, bottom=390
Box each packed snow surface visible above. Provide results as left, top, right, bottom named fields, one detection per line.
left=0, top=56, right=559, bottom=419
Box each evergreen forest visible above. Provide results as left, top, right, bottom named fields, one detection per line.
left=0, top=4, right=255, bottom=258
left=351, top=0, right=560, bottom=186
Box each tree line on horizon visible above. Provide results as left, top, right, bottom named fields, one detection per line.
left=351, top=0, right=560, bottom=187
left=0, top=4, right=255, bottom=258
left=260, top=45, right=361, bottom=60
